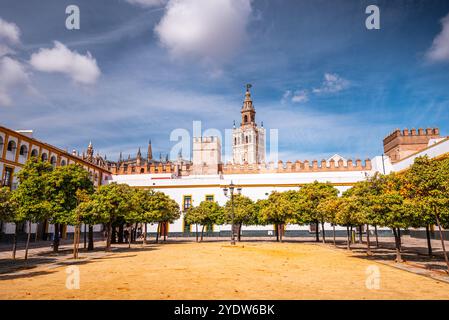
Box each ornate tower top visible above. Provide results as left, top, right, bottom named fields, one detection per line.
left=86, top=141, right=94, bottom=161
left=241, top=84, right=256, bottom=126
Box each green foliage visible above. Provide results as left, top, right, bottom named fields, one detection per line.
left=0, top=187, right=17, bottom=222
left=297, top=181, right=339, bottom=224
left=185, top=200, right=223, bottom=226
left=47, top=164, right=94, bottom=225
left=258, top=191, right=296, bottom=225
left=402, top=156, right=449, bottom=225
left=12, top=159, right=53, bottom=223
left=317, top=197, right=342, bottom=226
left=147, top=191, right=180, bottom=223
left=223, top=194, right=256, bottom=225
left=81, top=183, right=135, bottom=225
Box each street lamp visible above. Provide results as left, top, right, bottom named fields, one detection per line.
left=223, top=180, right=242, bottom=245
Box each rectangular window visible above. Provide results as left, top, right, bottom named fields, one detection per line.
left=3, top=167, right=13, bottom=189
left=205, top=195, right=214, bottom=202
left=183, top=195, right=192, bottom=211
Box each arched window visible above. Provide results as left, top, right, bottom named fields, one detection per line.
left=245, top=136, right=249, bottom=143
left=19, top=145, right=28, bottom=156
left=234, top=137, right=237, bottom=145
left=50, top=156, right=57, bottom=166
left=244, top=115, right=248, bottom=123
left=140, top=168, right=145, bottom=174
left=60, top=160, right=67, bottom=166
left=0, top=136, right=3, bottom=152
left=7, top=140, right=16, bottom=152
left=30, top=149, right=38, bottom=158
left=41, top=153, right=48, bottom=161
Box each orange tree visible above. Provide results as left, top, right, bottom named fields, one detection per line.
left=296, top=182, right=339, bottom=243
left=401, top=156, right=449, bottom=270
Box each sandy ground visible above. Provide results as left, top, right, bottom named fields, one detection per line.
left=1, top=241, right=449, bottom=300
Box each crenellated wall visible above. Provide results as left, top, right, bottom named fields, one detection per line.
left=222, top=158, right=372, bottom=174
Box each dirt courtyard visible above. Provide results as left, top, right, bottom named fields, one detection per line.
left=1, top=241, right=449, bottom=299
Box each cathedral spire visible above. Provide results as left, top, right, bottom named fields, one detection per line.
left=147, top=140, right=153, bottom=161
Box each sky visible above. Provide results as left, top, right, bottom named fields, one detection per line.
left=1, top=0, right=449, bottom=163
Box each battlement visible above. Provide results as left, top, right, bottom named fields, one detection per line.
left=383, top=128, right=440, bottom=145
left=383, top=127, right=441, bottom=163
left=111, top=162, right=177, bottom=175
left=222, top=158, right=372, bottom=174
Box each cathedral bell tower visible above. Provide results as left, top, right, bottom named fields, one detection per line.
left=241, top=84, right=256, bottom=126
left=232, top=84, right=266, bottom=165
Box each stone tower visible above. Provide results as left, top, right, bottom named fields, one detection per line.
left=383, top=128, right=440, bottom=163
left=232, top=84, right=266, bottom=164
left=192, top=136, right=222, bottom=175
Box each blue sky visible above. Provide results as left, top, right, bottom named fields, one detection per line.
left=1, top=0, right=449, bottom=162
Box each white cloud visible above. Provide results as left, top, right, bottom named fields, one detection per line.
left=0, top=56, right=30, bottom=106
left=281, top=89, right=308, bottom=104
left=29, top=41, right=101, bottom=85
left=291, top=90, right=308, bottom=103
left=281, top=90, right=292, bottom=104
left=313, top=73, right=349, bottom=94
left=426, top=13, right=449, bottom=62
left=125, top=0, right=167, bottom=7
left=154, top=0, right=252, bottom=62
left=0, top=18, right=20, bottom=44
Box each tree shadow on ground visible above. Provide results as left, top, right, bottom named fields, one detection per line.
left=0, top=257, right=58, bottom=274
left=0, top=269, right=57, bottom=281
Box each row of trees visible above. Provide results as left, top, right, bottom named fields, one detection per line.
left=0, top=159, right=181, bottom=260
left=184, top=156, right=449, bottom=270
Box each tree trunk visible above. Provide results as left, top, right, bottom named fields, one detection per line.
left=163, top=222, right=167, bottom=242
left=321, top=220, right=326, bottom=244
left=134, top=223, right=138, bottom=242
left=53, top=223, right=60, bottom=253
left=392, top=228, right=403, bottom=263
left=155, top=222, right=160, bottom=244
left=34, top=222, right=38, bottom=242
left=275, top=223, right=279, bottom=242
left=12, top=223, right=18, bottom=259
left=24, top=221, right=32, bottom=260
left=111, top=224, right=117, bottom=244
left=358, top=225, right=363, bottom=244
left=105, top=222, right=112, bottom=251
left=195, top=224, right=198, bottom=242
left=435, top=213, right=449, bottom=273
left=398, top=228, right=402, bottom=247
left=201, top=225, right=204, bottom=242
left=315, top=221, right=319, bottom=242
left=425, top=225, right=432, bottom=257
left=73, top=224, right=79, bottom=259
left=118, top=224, right=124, bottom=243
left=83, top=224, right=87, bottom=249
left=238, top=223, right=242, bottom=242
left=346, top=226, right=351, bottom=250
left=88, top=225, right=94, bottom=251
left=350, top=226, right=354, bottom=244
left=366, top=224, right=372, bottom=255
left=128, top=226, right=132, bottom=249
left=332, top=224, right=336, bottom=246
left=279, top=224, right=283, bottom=243
left=374, top=225, right=379, bottom=247
left=143, top=223, right=148, bottom=245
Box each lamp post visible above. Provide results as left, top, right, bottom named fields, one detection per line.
left=223, top=181, right=242, bottom=245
